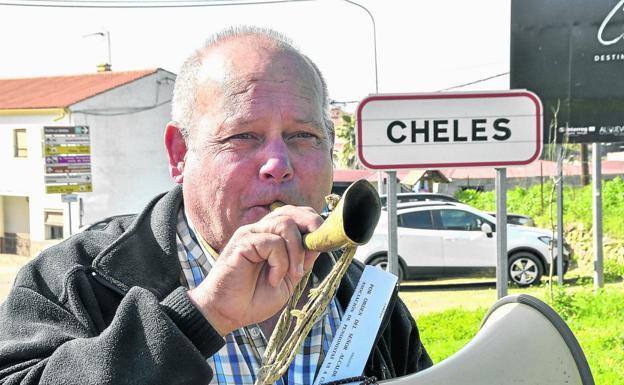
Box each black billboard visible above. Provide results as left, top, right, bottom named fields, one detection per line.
left=511, top=0, right=624, bottom=143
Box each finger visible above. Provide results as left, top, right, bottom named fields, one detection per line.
left=265, top=205, right=324, bottom=235
left=303, top=249, right=321, bottom=272
left=245, top=232, right=290, bottom=288
left=250, top=215, right=306, bottom=279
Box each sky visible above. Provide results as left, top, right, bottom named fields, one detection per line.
left=0, top=0, right=511, bottom=111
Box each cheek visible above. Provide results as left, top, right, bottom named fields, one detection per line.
left=296, top=153, right=333, bottom=208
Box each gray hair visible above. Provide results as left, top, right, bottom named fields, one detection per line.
left=171, top=26, right=334, bottom=146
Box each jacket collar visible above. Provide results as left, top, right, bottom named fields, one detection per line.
left=92, top=185, right=184, bottom=299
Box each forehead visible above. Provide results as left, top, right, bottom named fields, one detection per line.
left=196, top=39, right=325, bottom=128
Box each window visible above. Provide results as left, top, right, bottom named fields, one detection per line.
left=399, top=211, right=434, bottom=230
left=13, top=129, right=28, bottom=158
left=439, top=209, right=486, bottom=231
left=44, top=210, right=64, bottom=240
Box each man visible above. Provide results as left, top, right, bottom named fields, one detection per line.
left=0, top=27, right=431, bottom=384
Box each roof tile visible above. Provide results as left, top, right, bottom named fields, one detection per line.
left=0, top=69, right=158, bottom=110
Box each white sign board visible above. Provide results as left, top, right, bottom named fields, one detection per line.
left=356, top=91, right=543, bottom=169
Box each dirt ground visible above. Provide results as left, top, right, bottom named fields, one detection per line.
left=0, top=254, right=33, bottom=302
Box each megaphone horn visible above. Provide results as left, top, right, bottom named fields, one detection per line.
left=379, top=294, right=595, bottom=385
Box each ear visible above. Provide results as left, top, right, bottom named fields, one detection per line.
left=164, top=122, right=188, bottom=184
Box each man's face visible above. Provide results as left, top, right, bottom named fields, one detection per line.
left=179, top=40, right=333, bottom=251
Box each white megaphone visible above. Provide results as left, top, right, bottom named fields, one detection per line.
left=381, top=294, right=594, bottom=385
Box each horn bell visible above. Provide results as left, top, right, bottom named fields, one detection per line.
left=303, top=179, right=381, bottom=252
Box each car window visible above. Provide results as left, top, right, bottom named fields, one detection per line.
left=399, top=210, right=434, bottom=229
left=439, top=209, right=486, bottom=231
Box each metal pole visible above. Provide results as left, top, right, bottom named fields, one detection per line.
left=67, top=201, right=73, bottom=236
left=387, top=171, right=399, bottom=278
left=495, top=168, right=508, bottom=299
left=556, top=144, right=564, bottom=286
left=593, top=143, right=604, bottom=290
left=105, top=31, right=112, bottom=67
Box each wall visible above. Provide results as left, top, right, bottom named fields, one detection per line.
left=2, top=196, right=29, bottom=234
left=69, top=69, right=176, bottom=227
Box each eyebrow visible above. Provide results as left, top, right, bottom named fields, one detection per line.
left=224, top=116, right=325, bottom=132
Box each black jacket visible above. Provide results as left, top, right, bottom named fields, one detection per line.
left=0, top=186, right=431, bottom=384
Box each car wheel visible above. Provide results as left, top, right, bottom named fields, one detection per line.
left=508, top=252, right=543, bottom=286
left=368, top=254, right=405, bottom=282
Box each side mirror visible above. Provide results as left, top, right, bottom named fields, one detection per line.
left=481, top=223, right=493, bottom=238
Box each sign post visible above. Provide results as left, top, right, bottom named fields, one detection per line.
left=495, top=168, right=508, bottom=299
left=43, top=126, right=92, bottom=234
left=593, top=143, right=604, bottom=291
left=386, top=171, right=398, bottom=277
left=357, top=91, right=542, bottom=293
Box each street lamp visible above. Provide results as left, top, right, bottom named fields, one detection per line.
left=83, top=31, right=112, bottom=72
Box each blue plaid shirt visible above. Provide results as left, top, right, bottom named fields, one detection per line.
left=175, top=208, right=343, bottom=385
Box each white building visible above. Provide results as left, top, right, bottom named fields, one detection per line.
left=0, top=69, right=176, bottom=256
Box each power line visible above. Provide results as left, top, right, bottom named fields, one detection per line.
left=0, top=0, right=313, bottom=8
left=437, top=72, right=509, bottom=92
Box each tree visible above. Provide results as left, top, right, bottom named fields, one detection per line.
left=334, top=114, right=360, bottom=169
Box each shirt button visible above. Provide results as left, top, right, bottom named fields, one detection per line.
left=251, top=328, right=260, bottom=337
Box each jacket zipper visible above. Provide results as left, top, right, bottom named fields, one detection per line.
left=89, top=269, right=127, bottom=296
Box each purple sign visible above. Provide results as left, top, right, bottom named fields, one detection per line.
left=45, top=155, right=91, bottom=164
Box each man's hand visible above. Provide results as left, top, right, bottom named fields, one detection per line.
left=186, top=205, right=323, bottom=336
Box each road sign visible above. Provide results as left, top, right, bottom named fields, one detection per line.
left=61, top=194, right=79, bottom=203
left=45, top=136, right=90, bottom=145
left=356, top=91, right=543, bottom=169
left=44, top=126, right=89, bottom=135
left=46, top=184, right=93, bottom=194
left=46, top=164, right=91, bottom=174
left=45, top=145, right=91, bottom=156
left=43, top=125, right=92, bottom=194
left=45, top=174, right=91, bottom=184
left=45, top=155, right=91, bottom=164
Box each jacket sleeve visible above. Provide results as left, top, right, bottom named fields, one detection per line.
left=390, top=298, right=433, bottom=375
left=0, top=282, right=224, bottom=385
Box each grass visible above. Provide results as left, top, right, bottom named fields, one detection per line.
left=405, top=280, right=624, bottom=385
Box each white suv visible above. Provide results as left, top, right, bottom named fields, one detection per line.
left=354, top=201, right=571, bottom=286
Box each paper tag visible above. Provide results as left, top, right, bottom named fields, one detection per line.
left=313, top=265, right=398, bottom=385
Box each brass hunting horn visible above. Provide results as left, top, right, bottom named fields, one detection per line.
left=257, top=179, right=382, bottom=385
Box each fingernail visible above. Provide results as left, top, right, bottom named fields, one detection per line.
left=297, top=263, right=304, bottom=276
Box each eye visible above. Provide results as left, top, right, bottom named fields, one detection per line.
left=229, top=132, right=257, bottom=140
left=290, top=131, right=318, bottom=140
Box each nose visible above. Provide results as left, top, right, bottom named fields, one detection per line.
left=259, top=139, right=294, bottom=183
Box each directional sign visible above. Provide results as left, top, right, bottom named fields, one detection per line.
left=44, top=126, right=89, bottom=135
left=46, top=164, right=91, bottom=174
left=45, top=155, right=91, bottom=165
left=46, top=184, right=93, bottom=194
left=45, top=136, right=90, bottom=145
left=45, top=174, right=91, bottom=184
left=45, top=145, right=91, bottom=156
left=356, top=91, right=543, bottom=169
left=43, top=126, right=92, bottom=194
